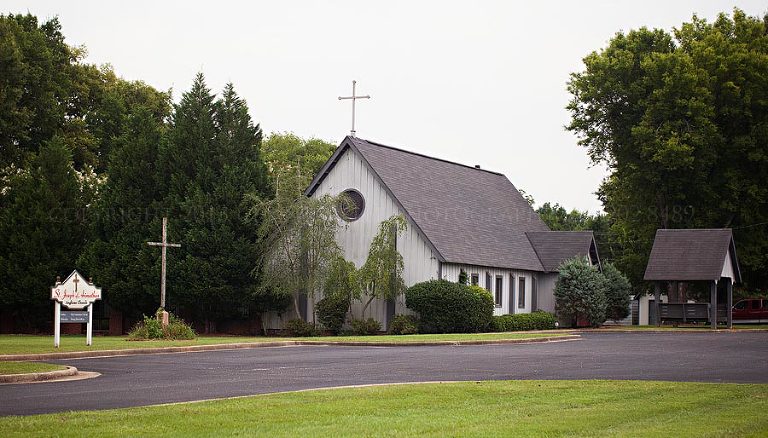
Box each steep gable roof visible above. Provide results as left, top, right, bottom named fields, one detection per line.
left=307, top=136, right=549, bottom=271
left=526, top=231, right=600, bottom=272
left=643, top=229, right=741, bottom=282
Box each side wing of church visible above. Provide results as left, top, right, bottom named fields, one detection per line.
left=304, top=136, right=600, bottom=329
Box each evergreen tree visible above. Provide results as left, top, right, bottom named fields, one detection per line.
left=0, top=138, right=88, bottom=329
left=554, top=258, right=608, bottom=327
left=0, top=13, right=172, bottom=329
left=161, top=74, right=269, bottom=331
left=78, top=107, right=169, bottom=317
left=602, top=263, right=632, bottom=322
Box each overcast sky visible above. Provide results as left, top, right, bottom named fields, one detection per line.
left=6, top=1, right=766, bottom=212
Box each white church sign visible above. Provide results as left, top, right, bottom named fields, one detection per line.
left=51, top=270, right=102, bottom=348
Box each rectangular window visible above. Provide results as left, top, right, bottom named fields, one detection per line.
left=509, top=274, right=515, bottom=314
left=495, top=276, right=503, bottom=307
left=518, top=276, right=526, bottom=308
left=471, top=273, right=479, bottom=286
left=485, top=273, right=492, bottom=292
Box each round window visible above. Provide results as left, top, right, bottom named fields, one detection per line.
left=337, top=189, right=365, bottom=221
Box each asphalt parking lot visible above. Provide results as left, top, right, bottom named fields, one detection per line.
left=1, top=331, right=766, bottom=416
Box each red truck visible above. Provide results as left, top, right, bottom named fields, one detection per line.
left=732, top=298, right=768, bottom=323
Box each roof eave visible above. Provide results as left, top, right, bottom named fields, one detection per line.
left=729, top=236, right=743, bottom=284
left=304, top=136, right=354, bottom=197
left=589, top=235, right=602, bottom=272
left=304, top=136, right=446, bottom=263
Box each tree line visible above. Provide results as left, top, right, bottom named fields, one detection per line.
left=2, top=9, right=765, bottom=332
left=566, top=8, right=768, bottom=292
left=533, top=9, right=768, bottom=296
left=0, top=14, right=336, bottom=331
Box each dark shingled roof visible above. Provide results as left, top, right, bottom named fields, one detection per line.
left=643, top=229, right=741, bottom=282
left=526, top=231, right=600, bottom=272
left=307, top=136, right=550, bottom=271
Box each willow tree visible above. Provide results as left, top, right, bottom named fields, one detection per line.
left=357, top=215, right=407, bottom=317
left=252, top=168, right=343, bottom=319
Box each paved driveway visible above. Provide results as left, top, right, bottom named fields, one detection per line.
left=1, top=332, right=766, bottom=416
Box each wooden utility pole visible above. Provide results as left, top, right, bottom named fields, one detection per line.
left=147, top=217, right=181, bottom=310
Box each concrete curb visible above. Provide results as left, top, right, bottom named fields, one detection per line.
left=0, top=335, right=579, bottom=361
left=577, top=329, right=768, bottom=334
left=0, top=366, right=78, bottom=384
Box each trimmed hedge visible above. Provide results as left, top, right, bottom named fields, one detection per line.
left=491, top=311, right=557, bottom=332
left=405, top=280, right=494, bottom=333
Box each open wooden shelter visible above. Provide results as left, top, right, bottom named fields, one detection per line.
left=643, top=229, right=741, bottom=329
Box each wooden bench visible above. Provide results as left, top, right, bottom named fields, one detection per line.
left=659, top=303, right=710, bottom=324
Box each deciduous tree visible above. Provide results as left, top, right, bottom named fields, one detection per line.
left=567, top=9, right=768, bottom=288
left=261, top=132, right=336, bottom=188
left=357, top=215, right=407, bottom=317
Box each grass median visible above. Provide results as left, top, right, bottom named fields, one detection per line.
left=0, top=361, right=66, bottom=375
left=1, top=380, right=766, bottom=437
left=0, top=332, right=568, bottom=356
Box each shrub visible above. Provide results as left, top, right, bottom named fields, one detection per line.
left=389, top=314, right=418, bottom=335
left=555, top=258, right=607, bottom=327
left=165, top=314, right=196, bottom=340
left=316, top=293, right=350, bottom=335
left=405, top=280, right=494, bottom=333
left=350, top=317, right=381, bottom=335
left=127, top=316, right=161, bottom=340
left=491, top=311, right=557, bottom=332
left=286, top=319, right=316, bottom=337
left=603, top=263, right=632, bottom=322
left=127, top=312, right=196, bottom=340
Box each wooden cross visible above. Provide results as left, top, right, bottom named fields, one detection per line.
left=72, top=274, right=79, bottom=292
left=147, top=217, right=181, bottom=309
left=338, top=80, right=370, bottom=137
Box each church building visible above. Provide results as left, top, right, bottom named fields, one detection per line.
left=303, top=136, right=601, bottom=328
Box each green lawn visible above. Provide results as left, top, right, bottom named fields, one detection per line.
left=1, top=380, right=766, bottom=437
left=0, top=332, right=567, bottom=356
left=0, top=361, right=66, bottom=375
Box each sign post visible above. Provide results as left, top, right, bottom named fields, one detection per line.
left=87, top=303, right=93, bottom=346
left=51, top=271, right=102, bottom=348
left=54, top=301, right=61, bottom=348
